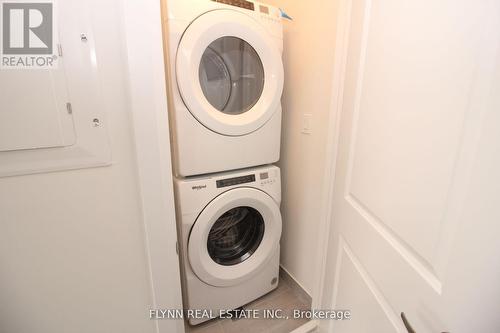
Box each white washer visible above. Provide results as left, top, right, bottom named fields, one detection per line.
left=164, top=0, right=284, bottom=176
left=174, top=165, right=282, bottom=325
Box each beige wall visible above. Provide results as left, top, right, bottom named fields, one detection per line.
left=266, top=0, right=339, bottom=294
left=0, top=1, right=158, bottom=332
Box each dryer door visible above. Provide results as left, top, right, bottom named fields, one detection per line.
left=188, top=187, right=282, bottom=287
left=176, top=9, right=284, bottom=136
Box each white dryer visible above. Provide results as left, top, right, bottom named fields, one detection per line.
left=174, top=165, right=282, bottom=325
left=164, top=0, right=284, bottom=176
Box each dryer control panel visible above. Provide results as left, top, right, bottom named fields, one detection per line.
left=206, top=0, right=282, bottom=33
left=210, top=0, right=280, bottom=20
left=211, top=0, right=254, bottom=11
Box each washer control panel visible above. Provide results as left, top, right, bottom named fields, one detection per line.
left=214, top=169, right=278, bottom=188
left=216, top=174, right=256, bottom=188
left=175, top=166, right=281, bottom=211
left=259, top=171, right=276, bottom=185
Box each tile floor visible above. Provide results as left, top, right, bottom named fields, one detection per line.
left=186, top=269, right=312, bottom=333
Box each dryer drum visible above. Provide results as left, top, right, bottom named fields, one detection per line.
left=199, top=36, right=265, bottom=116
left=207, top=206, right=265, bottom=266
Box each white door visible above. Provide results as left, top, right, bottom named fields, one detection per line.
left=189, top=187, right=282, bottom=287
left=176, top=10, right=284, bottom=136
left=320, top=0, right=500, bottom=332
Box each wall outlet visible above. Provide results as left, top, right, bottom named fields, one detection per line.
left=301, top=113, right=312, bottom=134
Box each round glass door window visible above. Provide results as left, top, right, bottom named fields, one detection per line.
left=199, top=37, right=265, bottom=115
left=207, top=206, right=265, bottom=266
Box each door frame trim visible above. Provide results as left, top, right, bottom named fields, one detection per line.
left=123, top=0, right=184, bottom=333
left=310, top=0, right=353, bottom=325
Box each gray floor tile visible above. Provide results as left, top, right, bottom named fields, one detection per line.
left=187, top=320, right=223, bottom=333
left=185, top=272, right=310, bottom=333
left=246, top=279, right=291, bottom=309
left=269, top=317, right=310, bottom=333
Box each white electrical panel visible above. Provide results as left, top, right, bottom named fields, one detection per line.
left=0, top=68, right=75, bottom=152
left=0, top=1, right=111, bottom=178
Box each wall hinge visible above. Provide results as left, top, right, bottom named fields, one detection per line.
left=175, top=241, right=179, bottom=255
left=57, top=44, right=63, bottom=57
left=66, top=102, right=73, bottom=114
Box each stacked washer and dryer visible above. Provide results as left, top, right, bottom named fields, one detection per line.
left=164, top=0, right=285, bottom=325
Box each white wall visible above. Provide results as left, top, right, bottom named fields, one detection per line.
left=0, top=1, right=172, bottom=332
left=265, top=0, right=339, bottom=295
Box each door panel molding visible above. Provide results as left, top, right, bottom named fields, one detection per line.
left=330, top=237, right=403, bottom=332
left=342, top=0, right=499, bottom=292
left=346, top=194, right=443, bottom=293
left=340, top=0, right=444, bottom=295
left=319, top=1, right=500, bottom=332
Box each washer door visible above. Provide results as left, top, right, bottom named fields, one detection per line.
left=176, top=9, right=284, bottom=136
left=188, top=188, right=282, bottom=287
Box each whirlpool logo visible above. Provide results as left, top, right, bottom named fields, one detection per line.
left=191, top=185, right=207, bottom=191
